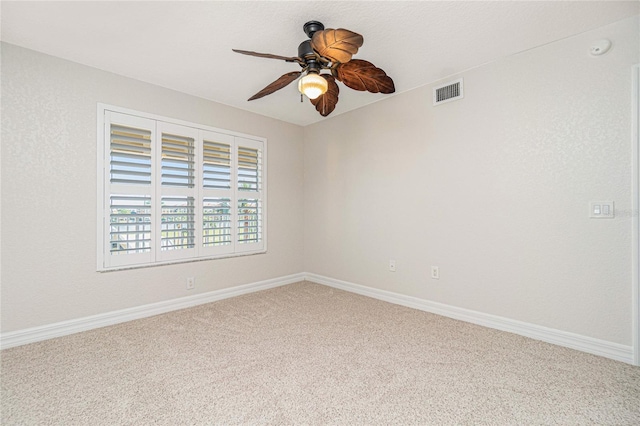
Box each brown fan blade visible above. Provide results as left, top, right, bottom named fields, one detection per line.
left=248, top=71, right=302, bottom=101
left=311, top=28, right=364, bottom=64
left=310, top=75, right=339, bottom=117
left=333, top=59, right=395, bottom=94
left=232, top=49, right=302, bottom=64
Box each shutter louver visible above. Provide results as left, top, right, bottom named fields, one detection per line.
left=161, top=196, right=195, bottom=250
left=203, top=140, right=231, bottom=189
left=109, top=195, right=152, bottom=254
left=162, top=133, right=194, bottom=188
left=236, top=142, right=263, bottom=250
left=110, top=124, right=152, bottom=185
left=203, top=198, right=232, bottom=246
left=238, top=199, right=261, bottom=244
left=238, top=147, right=260, bottom=191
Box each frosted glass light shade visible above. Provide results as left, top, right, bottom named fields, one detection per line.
left=298, top=73, right=328, bottom=99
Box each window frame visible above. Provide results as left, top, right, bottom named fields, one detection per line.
left=96, top=103, right=267, bottom=271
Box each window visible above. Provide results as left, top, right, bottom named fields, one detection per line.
left=97, top=105, right=266, bottom=270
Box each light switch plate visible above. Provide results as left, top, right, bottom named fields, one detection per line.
left=590, top=201, right=614, bottom=218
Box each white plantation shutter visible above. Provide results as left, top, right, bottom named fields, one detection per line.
left=98, top=105, right=266, bottom=270
left=161, top=132, right=195, bottom=188
left=237, top=198, right=261, bottom=242
left=157, top=123, right=198, bottom=262
left=110, top=124, right=152, bottom=185
left=236, top=138, right=264, bottom=253
left=203, top=139, right=232, bottom=190
left=160, top=196, right=195, bottom=249
left=203, top=197, right=232, bottom=247
left=201, top=131, right=235, bottom=256
left=103, top=112, right=156, bottom=268
left=238, top=146, right=260, bottom=191
left=109, top=195, right=152, bottom=255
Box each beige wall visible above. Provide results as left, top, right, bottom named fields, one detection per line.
left=304, top=16, right=638, bottom=345
left=1, top=43, right=305, bottom=332
left=2, top=16, right=638, bottom=349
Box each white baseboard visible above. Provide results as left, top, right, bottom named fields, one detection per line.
left=305, top=273, right=635, bottom=365
left=0, top=273, right=305, bottom=350
left=2, top=271, right=634, bottom=365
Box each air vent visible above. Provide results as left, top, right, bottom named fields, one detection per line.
left=433, top=78, right=464, bottom=106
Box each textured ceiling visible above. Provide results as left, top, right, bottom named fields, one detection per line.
left=2, top=1, right=638, bottom=126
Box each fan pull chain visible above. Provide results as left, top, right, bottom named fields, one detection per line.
left=300, top=94, right=303, bottom=103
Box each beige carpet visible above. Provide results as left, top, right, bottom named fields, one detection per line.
left=2, top=281, right=639, bottom=425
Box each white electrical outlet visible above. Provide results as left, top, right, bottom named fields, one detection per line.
left=431, top=266, right=439, bottom=280
left=389, top=260, right=396, bottom=272
left=186, top=277, right=195, bottom=290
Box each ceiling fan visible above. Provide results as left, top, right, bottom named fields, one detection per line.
left=233, top=21, right=395, bottom=117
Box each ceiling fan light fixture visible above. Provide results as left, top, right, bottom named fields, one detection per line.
left=298, top=72, right=328, bottom=100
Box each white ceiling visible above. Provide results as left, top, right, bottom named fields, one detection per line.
left=2, top=1, right=638, bottom=126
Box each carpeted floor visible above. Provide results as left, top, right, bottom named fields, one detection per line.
left=1, top=281, right=639, bottom=425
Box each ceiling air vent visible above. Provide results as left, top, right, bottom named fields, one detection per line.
left=433, top=78, right=463, bottom=106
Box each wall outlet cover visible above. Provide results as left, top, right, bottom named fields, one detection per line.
left=431, top=266, right=440, bottom=279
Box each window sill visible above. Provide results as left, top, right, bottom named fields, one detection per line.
left=97, top=249, right=267, bottom=272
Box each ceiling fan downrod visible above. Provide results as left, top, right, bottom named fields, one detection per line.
left=298, top=21, right=327, bottom=73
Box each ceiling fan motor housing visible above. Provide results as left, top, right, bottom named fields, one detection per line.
left=298, top=40, right=322, bottom=73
